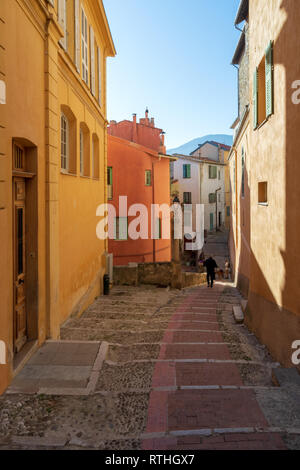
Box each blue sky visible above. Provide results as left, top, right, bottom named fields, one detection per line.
left=103, top=0, right=241, bottom=149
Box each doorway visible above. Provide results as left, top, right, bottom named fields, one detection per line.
left=13, top=177, right=27, bottom=353
left=12, top=141, right=38, bottom=357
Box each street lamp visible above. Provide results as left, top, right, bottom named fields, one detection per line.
left=215, top=187, right=221, bottom=232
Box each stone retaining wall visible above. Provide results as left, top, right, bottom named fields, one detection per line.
left=113, top=263, right=207, bottom=289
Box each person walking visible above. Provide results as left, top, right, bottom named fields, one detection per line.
left=204, top=256, right=218, bottom=288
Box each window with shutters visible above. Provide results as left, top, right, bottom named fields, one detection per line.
left=170, top=162, right=174, bottom=180
left=90, top=26, right=96, bottom=96
left=209, top=165, right=217, bottom=179
left=183, top=164, right=191, bottom=179
left=183, top=192, right=192, bottom=204
left=92, top=134, right=99, bottom=179
left=80, top=123, right=90, bottom=177
left=61, top=105, right=77, bottom=174
left=81, top=7, right=89, bottom=85
left=97, top=46, right=102, bottom=106
left=58, top=0, right=67, bottom=50
left=209, top=193, right=216, bottom=203
left=145, top=170, right=152, bottom=186
left=114, top=217, right=128, bottom=240
left=254, top=41, right=273, bottom=129
left=107, top=167, right=113, bottom=200
left=74, top=0, right=80, bottom=72
left=61, top=113, right=69, bottom=170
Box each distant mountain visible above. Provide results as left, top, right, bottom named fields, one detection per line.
left=167, top=134, right=233, bottom=156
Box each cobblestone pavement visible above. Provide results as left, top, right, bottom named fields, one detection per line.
left=0, top=282, right=299, bottom=450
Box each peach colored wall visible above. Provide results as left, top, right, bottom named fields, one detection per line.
left=108, top=136, right=171, bottom=265
left=245, top=0, right=300, bottom=366
left=108, top=114, right=163, bottom=152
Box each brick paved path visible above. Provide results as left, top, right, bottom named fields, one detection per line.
left=142, top=285, right=286, bottom=450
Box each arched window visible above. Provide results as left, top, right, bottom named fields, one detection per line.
left=61, top=113, right=69, bottom=170
left=61, top=105, right=77, bottom=174
left=92, top=134, right=99, bottom=179
left=80, top=128, right=84, bottom=175
left=79, top=123, right=90, bottom=177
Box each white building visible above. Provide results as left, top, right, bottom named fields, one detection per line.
left=171, top=141, right=228, bottom=236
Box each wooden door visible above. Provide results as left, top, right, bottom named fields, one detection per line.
left=13, top=177, right=27, bottom=353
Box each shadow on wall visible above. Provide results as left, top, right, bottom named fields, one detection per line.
left=235, top=0, right=300, bottom=368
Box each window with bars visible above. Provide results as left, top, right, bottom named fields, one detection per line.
left=81, top=8, right=89, bottom=85
left=183, top=164, right=191, bottom=179
left=209, top=165, right=217, bottom=179
left=13, top=144, right=24, bottom=170
left=145, top=170, right=152, bottom=186
left=61, top=113, right=69, bottom=170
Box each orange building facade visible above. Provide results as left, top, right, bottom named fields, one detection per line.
left=107, top=111, right=174, bottom=266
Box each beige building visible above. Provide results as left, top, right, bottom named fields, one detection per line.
left=229, top=0, right=300, bottom=368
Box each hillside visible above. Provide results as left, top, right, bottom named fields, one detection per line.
left=167, top=134, right=233, bottom=155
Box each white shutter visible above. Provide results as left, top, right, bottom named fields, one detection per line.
left=58, top=0, right=67, bottom=50
left=97, top=46, right=101, bottom=105
left=74, top=0, right=80, bottom=72
left=90, top=26, right=95, bottom=96
left=119, top=218, right=128, bottom=240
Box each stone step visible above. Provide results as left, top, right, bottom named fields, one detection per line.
left=241, top=299, right=248, bottom=313
left=233, top=306, right=244, bottom=324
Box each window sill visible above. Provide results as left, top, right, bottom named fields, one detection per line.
left=60, top=170, right=77, bottom=177
left=80, top=174, right=91, bottom=179
left=258, top=202, right=268, bottom=206
left=255, top=114, right=272, bottom=131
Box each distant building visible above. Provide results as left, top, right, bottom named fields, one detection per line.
left=170, top=141, right=230, bottom=246
left=107, top=110, right=175, bottom=265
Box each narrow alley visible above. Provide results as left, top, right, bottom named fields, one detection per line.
left=0, top=236, right=299, bottom=450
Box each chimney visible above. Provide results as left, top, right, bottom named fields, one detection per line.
left=160, top=131, right=166, bottom=154
left=145, top=107, right=149, bottom=125
left=150, top=117, right=155, bottom=127
left=132, top=113, right=137, bottom=142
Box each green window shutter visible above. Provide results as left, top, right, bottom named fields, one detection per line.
left=107, top=167, right=112, bottom=185
left=253, top=68, right=258, bottom=129
left=183, top=165, right=186, bottom=178
left=115, top=217, right=128, bottom=240
left=145, top=170, right=151, bottom=186
left=265, top=41, right=273, bottom=118
left=187, top=164, right=191, bottom=178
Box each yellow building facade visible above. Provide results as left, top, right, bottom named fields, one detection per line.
left=0, top=0, right=115, bottom=394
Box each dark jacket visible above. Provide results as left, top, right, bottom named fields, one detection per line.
left=204, top=258, right=218, bottom=274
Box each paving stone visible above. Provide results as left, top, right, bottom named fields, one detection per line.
left=167, top=389, right=268, bottom=430
left=163, top=344, right=231, bottom=360
left=175, top=362, right=243, bottom=386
